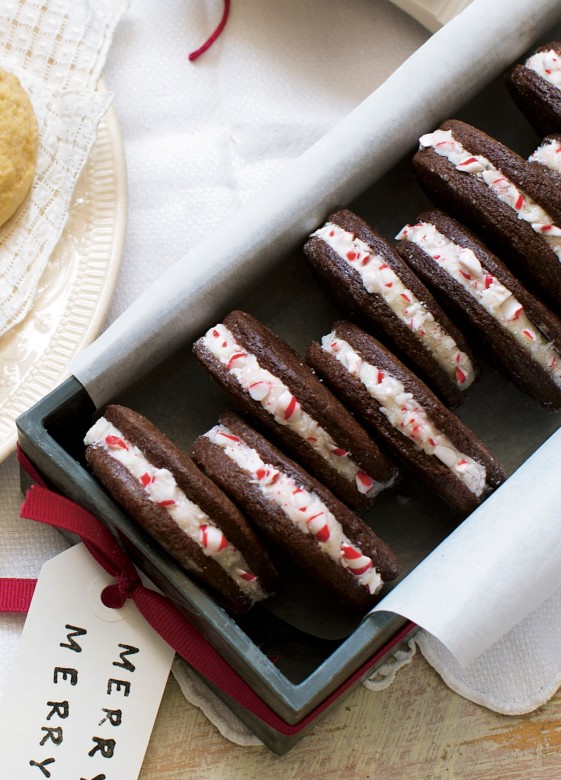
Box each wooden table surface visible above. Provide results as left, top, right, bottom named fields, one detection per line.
left=139, top=652, right=561, bottom=779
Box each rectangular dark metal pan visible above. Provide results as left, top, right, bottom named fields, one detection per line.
left=16, top=24, right=561, bottom=752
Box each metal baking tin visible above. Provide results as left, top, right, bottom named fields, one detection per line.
left=16, top=27, right=561, bottom=754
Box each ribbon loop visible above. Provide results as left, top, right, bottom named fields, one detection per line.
left=101, top=573, right=141, bottom=609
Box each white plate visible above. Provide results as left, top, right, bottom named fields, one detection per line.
left=0, top=99, right=127, bottom=462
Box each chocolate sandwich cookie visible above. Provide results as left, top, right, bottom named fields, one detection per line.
left=303, top=209, right=477, bottom=408
left=506, top=43, right=561, bottom=137
left=193, top=310, right=398, bottom=511
left=191, top=412, right=400, bottom=612
left=84, top=404, right=278, bottom=613
left=306, top=322, right=506, bottom=515
left=528, top=134, right=561, bottom=188
left=396, top=210, right=561, bottom=411
left=413, top=119, right=561, bottom=309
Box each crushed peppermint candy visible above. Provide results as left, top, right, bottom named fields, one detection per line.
left=529, top=137, right=561, bottom=175
left=201, top=322, right=383, bottom=498
left=321, top=332, right=487, bottom=497
left=419, top=129, right=561, bottom=263
left=84, top=416, right=265, bottom=599
left=206, top=424, right=384, bottom=595
left=525, top=48, right=561, bottom=90
left=313, top=221, right=475, bottom=389
left=397, top=221, right=561, bottom=390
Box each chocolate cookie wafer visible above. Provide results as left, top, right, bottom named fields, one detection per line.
left=193, top=310, right=398, bottom=511
left=84, top=404, right=278, bottom=613
left=306, top=322, right=506, bottom=515
left=396, top=210, right=561, bottom=410
left=413, top=119, right=561, bottom=309
left=191, top=412, right=400, bottom=612
left=304, top=209, right=477, bottom=407
left=506, top=42, right=561, bottom=137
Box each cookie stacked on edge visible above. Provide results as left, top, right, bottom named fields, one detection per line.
left=82, top=41, right=561, bottom=619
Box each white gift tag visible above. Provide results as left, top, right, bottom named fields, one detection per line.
left=0, top=543, right=175, bottom=779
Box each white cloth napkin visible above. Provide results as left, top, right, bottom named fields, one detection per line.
left=0, top=0, right=126, bottom=335
left=0, top=0, right=126, bottom=700
left=100, top=0, right=429, bottom=325
left=2, top=0, right=561, bottom=749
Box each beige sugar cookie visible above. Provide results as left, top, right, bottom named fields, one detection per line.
left=0, top=68, right=38, bottom=228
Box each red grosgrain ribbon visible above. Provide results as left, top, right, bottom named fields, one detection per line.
left=11, top=446, right=414, bottom=735
left=19, top=448, right=45, bottom=487
left=20, top=485, right=142, bottom=609
left=189, top=0, right=231, bottom=61
left=0, top=578, right=36, bottom=612
left=0, top=447, right=43, bottom=612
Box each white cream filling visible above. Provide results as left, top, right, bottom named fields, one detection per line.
left=312, top=222, right=475, bottom=390
left=419, top=129, right=561, bottom=263
left=397, top=222, right=561, bottom=389
left=529, top=137, right=561, bottom=174
left=526, top=48, right=561, bottom=89
left=84, top=417, right=265, bottom=600
left=206, top=423, right=384, bottom=595
left=201, top=323, right=383, bottom=498
left=322, top=332, right=487, bottom=497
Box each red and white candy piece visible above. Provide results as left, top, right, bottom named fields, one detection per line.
left=227, top=351, right=248, bottom=370
left=458, top=248, right=483, bottom=279
left=538, top=223, right=561, bottom=236
left=248, top=380, right=270, bottom=401
left=291, top=488, right=311, bottom=512
left=355, top=470, right=375, bottom=495
left=278, top=389, right=300, bottom=420
left=327, top=443, right=349, bottom=457
left=456, top=155, right=486, bottom=173
left=140, top=472, right=154, bottom=487
left=255, top=466, right=279, bottom=485
left=455, top=366, right=467, bottom=385
left=306, top=511, right=330, bottom=542
left=235, top=568, right=257, bottom=582
left=341, top=544, right=373, bottom=576
left=340, top=349, right=362, bottom=375
left=488, top=175, right=511, bottom=197
left=200, top=524, right=229, bottom=553
left=105, top=434, right=128, bottom=451
left=218, top=431, right=240, bottom=444
left=377, top=263, right=394, bottom=289
left=433, top=444, right=457, bottom=469
left=501, top=297, right=524, bottom=322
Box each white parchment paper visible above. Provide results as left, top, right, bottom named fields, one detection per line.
left=70, top=0, right=561, bottom=405
left=373, top=426, right=561, bottom=666
left=69, top=0, right=561, bottom=667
